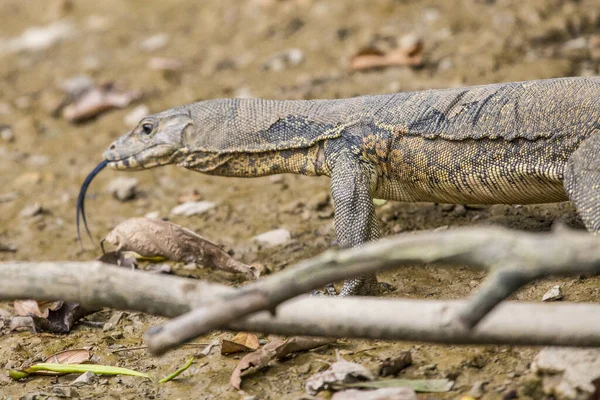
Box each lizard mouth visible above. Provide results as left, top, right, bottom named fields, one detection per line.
left=103, top=144, right=178, bottom=170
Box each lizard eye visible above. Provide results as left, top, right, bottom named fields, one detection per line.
left=141, top=123, right=154, bottom=135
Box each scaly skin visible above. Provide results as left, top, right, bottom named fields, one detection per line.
left=103, top=76, right=600, bottom=295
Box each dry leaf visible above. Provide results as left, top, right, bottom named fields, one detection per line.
left=9, top=316, right=36, bottom=331
left=378, top=352, right=412, bottom=377
left=350, top=35, right=423, bottom=71
left=14, top=300, right=45, bottom=317
left=230, top=336, right=334, bottom=389
left=19, top=349, right=91, bottom=377
left=306, top=359, right=375, bottom=395
left=44, top=349, right=91, bottom=365
left=16, top=302, right=96, bottom=334
left=198, top=339, right=220, bottom=358
left=221, top=332, right=260, bottom=355
left=62, top=82, right=140, bottom=123
left=103, top=218, right=258, bottom=280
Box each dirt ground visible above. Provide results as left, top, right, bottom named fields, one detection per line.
left=1, top=0, right=600, bottom=398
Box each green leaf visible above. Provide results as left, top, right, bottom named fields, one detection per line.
left=159, top=357, right=195, bottom=383
left=25, top=363, right=150, bottom=379
left=341, top=378, right=454, bottom=393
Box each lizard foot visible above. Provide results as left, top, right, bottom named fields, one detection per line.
left=310, top=283, right=338, bottom=297
left=311, top=278, right=395, bottom=297
left=377, top=281, right=396, bottom=294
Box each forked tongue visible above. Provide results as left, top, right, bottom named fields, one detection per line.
left=76, top=160, right=109, bottom=248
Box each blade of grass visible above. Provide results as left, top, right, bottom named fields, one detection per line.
left=9, top=370, right=31, bottom=380
left=25, top=363, right=150, bottom=379
left=159, top=357, right=195, bottom=383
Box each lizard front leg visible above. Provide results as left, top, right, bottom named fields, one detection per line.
left=565, top=133, right=600, bottom=234
left=328, top=151, right=382, bottom=296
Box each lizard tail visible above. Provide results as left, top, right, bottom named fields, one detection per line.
left=76, top=160, right=109, bottom=248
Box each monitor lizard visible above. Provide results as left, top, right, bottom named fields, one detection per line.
left=78, top=76, right=600, bottom=296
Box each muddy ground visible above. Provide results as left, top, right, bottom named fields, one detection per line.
left=1, top=0, right=600, bottom=398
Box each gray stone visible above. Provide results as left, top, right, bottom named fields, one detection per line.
left=542, top=285, right=563, bottom=302
left=170, top=201, right=216, bottom=217
left=106, top=177, right=138, bottom=201
left=531, top=347, right=600, bottom=400
left=71, top=371, right=96, bottom=386
left=253, top=228, right=291, bottom=246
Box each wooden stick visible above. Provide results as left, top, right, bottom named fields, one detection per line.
left=2, top=260, right=600, bottom=354
left=144, top=226, right=600, bottom=354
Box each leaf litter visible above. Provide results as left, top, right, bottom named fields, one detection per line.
left=11, top=300, right=95, bottom=333
left=230, top=336, right=335, bottom=390
left=102, top=217, right=259, bottom=279
left=221, top=332, right=261, bottom=355
left=305, top=353, right=453, bottom=396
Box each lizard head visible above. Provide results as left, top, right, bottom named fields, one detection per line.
left=103, top=107, right=193, bottom=170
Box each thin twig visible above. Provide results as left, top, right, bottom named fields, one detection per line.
left=144, top=226, right=600, bottom=354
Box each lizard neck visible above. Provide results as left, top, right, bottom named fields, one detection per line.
left=181, top=141, right=331, bottom=178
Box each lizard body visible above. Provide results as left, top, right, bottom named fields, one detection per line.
left=93, top=76, right=600, bottom=295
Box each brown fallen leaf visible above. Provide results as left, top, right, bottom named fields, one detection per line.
left=62, top=82, right=140, bottom=123
left=12, top=349, right=91, bottom=378
left=103, top=218, right=259, bottom=280
left=30, top=302, right=96, bottom=334
left=230, top=336, right=334, bottom=389
left=42, top=349, right=91, bottom=370
left=13, top=300, right=95, bottom=334
left=13, top=300, right=46, bottom=317
left=350, top=35, right=423, bottom=71
left=221, top=332, right=260, bottom=355
left=378, top=352, right=412, bottom=377
left=306, top=357, right=375, bottom=395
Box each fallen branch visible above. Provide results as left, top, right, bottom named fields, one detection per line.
left=3, top=261, right=600, bottom=352
left=144, top=226, right=600, bottom=354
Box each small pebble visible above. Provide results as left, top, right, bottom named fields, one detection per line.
left=262, top=48, right=305, bottom=71
left=269, top=174, right=285, bottom=184
left=170, top=201, right=216, bottom=217
left=183, top=263, right=196, bottom=270
left=253, top=228, right=291, bottom=246
left=124, top=104, right=150, bottom=127
left=106, top=177, right=138, bottom=201
left=140, top=33, right=169, bottom=51
left=468, top=380, right=488, bottom=399
left=72, top=371, right=96, bottom=387
left=19, top=203, right=42, bottom=218
left=0, top=125, right=14, bottom=142
left=60, top=75, right=94, bottom=97
left=542, top=285, right=563, bottom=302
left=147, top=57, right=183, bottom=71
left=144, top=211, right=160, bottom=219
left=0, top=102, right=12, bottom=114
left=453, top=204, right=467, bottom=217
left=234, top=87, right=253, bottom=98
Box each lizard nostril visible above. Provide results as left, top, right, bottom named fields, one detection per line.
left=109, top=144, right=115, bottom=150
